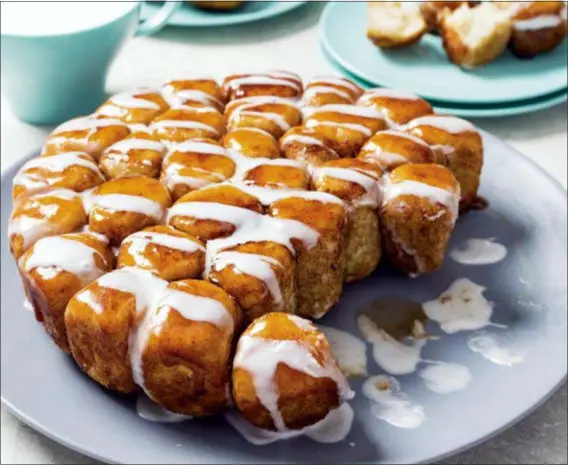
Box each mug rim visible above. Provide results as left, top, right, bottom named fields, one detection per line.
left=0, top=1, right=141, bottom=39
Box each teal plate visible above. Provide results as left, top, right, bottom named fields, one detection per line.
left=323, top=45, right=567, bottom=118
left=320, top=1, right=568, bottom=105
left=141, top=1, right=307, bottom=27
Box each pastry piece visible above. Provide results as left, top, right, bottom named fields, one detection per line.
left=304, top=104, right=387, bottom=158
left=358, top=130, right=440, bottom=172
left=421, top=1, right=477, bottom=32
left=42, top=116, right=130, bottom=160
left=232, top=313, right=354, bottom=431
left=18, top=232, right=113, bottom=351
left=191, top=1, right=244, bottom=11
left=440, top=3, right=512, bottom=68
left=150, top=107, right=226, bottom=143
left=302, top=76, right=363, bottom=108
left=65, top=269, right=241, bottom=417
left=208, top=241, right=297, bottom=323
left=223, top=127, right=281, bottom=159
left=96, top=88, right=169, bottom=124
left=160, top=138, right=235, bottom=200
left=117, top=225, right=205, bottom=281
left=12, top=152, right=105, bottom=201
left=99, top=131, right=166, bottom=180
left=367, top=1, right=427, bottom=48
left=138, top=279, right=241, bottom=415
left=312, top=159, right=383, bottom=282
left=167, top=183, right=264, bottom=241
left=264, top=187, right=348, bottom=319
left=381, top=163, right=460, bottom=275
left=494, top=1, right=567, bottom=58
left=8, top=189, right=87, bottom=260
left=162, top=77, right=225, bottom=111
left=280, top=126, right=340, bottom=166
left=406, top=115, right=483, bottom=211
left=87, top=176, right=172, bottom=245
left=357, top=88, right=434, bottom=129
left=225, top=96, right=302, bottom=139
left=223, top=71, right=303, bottom=101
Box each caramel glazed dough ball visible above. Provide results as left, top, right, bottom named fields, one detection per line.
left=8, top=72, right=483, bottom=426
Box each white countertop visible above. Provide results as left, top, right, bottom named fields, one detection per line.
left=1, top=3, right=566, bottom=464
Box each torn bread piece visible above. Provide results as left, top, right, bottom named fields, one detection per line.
left=440, top=3, right=513, bottom=68
left=367, top=1, right=428, bottom=48
left=421, top=1, right=478, bottom=33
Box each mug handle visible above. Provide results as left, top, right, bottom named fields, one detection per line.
left=135, top=1, right=182, bottom=37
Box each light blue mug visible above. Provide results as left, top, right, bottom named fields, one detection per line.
left=0, top=1, right=181, bottom=125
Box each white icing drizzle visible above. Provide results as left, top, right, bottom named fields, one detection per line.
left=8, top=189, right=80, bottom=249
left=233, top=317, right=354, bottom=432
left=151, top=286, right=234, bottom=333
left=468, top=331, right=525, bottom=366
left=227, top=96, right=300, bottom=132
left=514, top=14, right=563, bottom=31
left=23, top=297, right=34, bottom=312
left=52, top=116, right=126, bottom=135
left=422, top=278, right=494, bottom=334
left=108, top=89, right=161, bottom=110
left=22, top=235, right=106, bottom=283
left=136, top=395, right=192, bottom=423
left=13, top=152, right=104, bottom=188
left=150, top=119, right=219, bottom=136
left=359, top=88, right=420, bottom=101
left=303, top=86, right=351, bottom=102
left=225, top=402, right=354, bottom=445
left=91, top=194, right=165, bottom=222
left=280, top=133, right=327, bottom=149
left=168, top=140, right=228, bottom=157
left=407, top=115, right=476, bottom=134
left=312, top=166, right=381, bottom=207
left=318, top=325, right=368, bottom=377
left=75, top=288, right=104, bottom=314
left=311, top=104, right=383, bottom=120
left=105, top=138, right=165, bottom=154
left=174, top=89, right=223, bottom=108
left=362, top=375, right=426, bottom=429
left=226, top=75, right=301, bottom=92
left=306, top=120, right=373, bottom=137
left=211, top=251, right=283, bottom=304
left=418, top=362, right=472, bottom=394
left=450, top=238, right=508, bottom=265
left=383, top=178, right=459, bottom=222
left=308, top=76, right=361, bottom=94
left=123, top=230, right=204, bottom=256
left=357, top=315, right=426, bottom=375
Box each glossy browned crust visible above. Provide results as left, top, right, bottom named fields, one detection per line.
left=268, top=198, right=347, bottom=319
left=9, top=193, right=87, bottom=260
left=160, top=137, right=235, bottom=200
left=151, top=108, right=226, bottom=142
left=190, top=1, right=244, bottom=11
left=20, top=233, right=113, bottom=351
left=406, top=118, right=483, bottom=211
left=305, top=110, right=387, bottom=158
left=358, top=130, right=439, bottom=171
left=13, top=152, right=104, bottom=201
left=42, top=118, right=130, bottom=160
left=232, top=313, right=341, bottom=430
left=96, top=91, right=169, bottom=124
left=381, top=164, right=459, bottom=274
left=117, top=225, right=205, bottom=281
left=65, top=280, right=139, bottom=393
left=209, top=241, right=296, bottom=323
left=222, top=74, right=303, bottom=101
left=168, top=185, right=263, bottom=240
left=242, top=163, right=309, bottom=190
left=163, top=78, right=226, bottom=109
left=280, top=126, right=340, bottom=166
left=225, top=98, right=302, bottom=138
left=222, top=128, right=281, bottom=159
left=142, top=280, right=241, bottom=416
left=100, top=132, right=166, bottom=180
left=303, top=77, right=363, bottom=107
left=358, top=94, right=434, bottom=127
left=89, top=176, right=172, bottom=245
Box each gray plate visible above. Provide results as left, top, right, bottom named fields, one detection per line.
left=1, top=132, right=567, bottom=464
